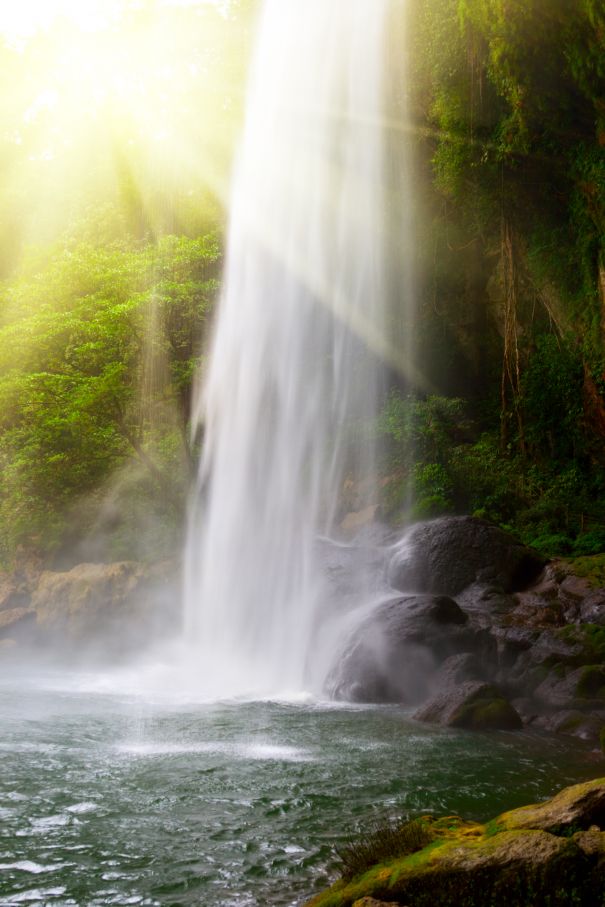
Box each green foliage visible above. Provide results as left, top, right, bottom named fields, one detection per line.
left=410, top=0, right=605, bottom=452
left=572, top=530, right=605, bottom=556
left=0, top=227, right=220, bottom=563
left=334, top=817, right=434, bottom=882
left=521, top=335, right=584, bottom=460
left=565, top=554, right=605, bottom=587
left=379, top=388, right=605, bottom=557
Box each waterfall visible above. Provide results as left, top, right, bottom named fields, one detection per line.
left=184, top=0, right=401, bottom=697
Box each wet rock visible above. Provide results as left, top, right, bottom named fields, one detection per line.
left=534, top=665, right=605, bottom=709
left=560, top=574, right=594, bottom=600
left=517, top=629, right=584, bottom=669
left=491, top=626, right=539, bottom=677
left=327, top=594, right=476, bottom=704
left=387, top=516, right=544, bottom=596
left=414, top=680, right=522, bottom=730
left=508, top=592, right=566, bottom=628
left=455, top=583, right=516, bottom=629
left=527, top=564, right=561, bottom=599
left=429, top=652, right=485, bottom=689
left=580, top=589, right=605, bottom=625
left=533, top=709, right=605, bottom=742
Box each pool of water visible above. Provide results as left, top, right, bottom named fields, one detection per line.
left=0, top=670, right=600, bottom=906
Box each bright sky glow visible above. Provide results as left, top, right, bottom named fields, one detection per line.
left=0, top=0, right=226, bottom=40
left=0, top=0, right=245, bottom=249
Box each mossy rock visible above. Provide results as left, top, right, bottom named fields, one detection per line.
left=490, top=777, right=605, bottom=835
left=414, top=681, right=522, bottom=731
left=451, top=690, right=522, bottom=730
left=305, top=778, right=605, bottom=907
left=555, top=624, right=605, bottom=667
left=562, top=555, right=605, bottom=589
left=575, top=666, right=605, bottom=700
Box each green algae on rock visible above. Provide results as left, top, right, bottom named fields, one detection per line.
left=305, top=778, right=605, bottom=907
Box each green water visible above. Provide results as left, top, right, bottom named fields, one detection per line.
left=0, top=672, right=599, bottom=906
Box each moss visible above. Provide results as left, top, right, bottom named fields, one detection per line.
left=451, top=694, right=522, bottom=731
left=563, top=555, right=605, bottom=588
left=484, top=819, right=506, bottom=838
left=558, top=715, right=583, bottom=734
left=307, top=779, right=605, bottom=907
left=556, top=624, right=605, bottom=666
left=575, top=666, right=605, bottom=700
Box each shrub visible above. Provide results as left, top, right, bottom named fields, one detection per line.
left=572, top=530, right=605, bottom=556
left=334, top=817, right=434, bottom=881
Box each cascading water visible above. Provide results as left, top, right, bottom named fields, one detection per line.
left=184, top=0, right=400, bottom=697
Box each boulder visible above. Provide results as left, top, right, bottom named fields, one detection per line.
left=414, top=680, right=522, bottom=731
left=326, top=594, right=478, bottom=704
left=496, top=777, right=605, bottom=834
left=387, top=516, right=544, bottom=596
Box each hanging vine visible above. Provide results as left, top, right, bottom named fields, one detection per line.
left=500, top=217, right=526, bottom=454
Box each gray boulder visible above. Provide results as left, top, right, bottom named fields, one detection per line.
left=326, top=594, right=480, bottom=704
left=387, top=516, right=544, bottom=596
left=414, top=680, right=522, bottom=730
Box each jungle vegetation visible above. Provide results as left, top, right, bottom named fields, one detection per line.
left=0, top=0, right=604, bottom=566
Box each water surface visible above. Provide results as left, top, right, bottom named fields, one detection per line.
left=0, top=674, right=599, bottom=906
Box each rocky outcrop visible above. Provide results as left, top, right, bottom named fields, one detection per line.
left=305, top=778, right=605, bottom=907
left=0, top=558, right=179, bottom=655
left=326, top=516, right=605, bottom=748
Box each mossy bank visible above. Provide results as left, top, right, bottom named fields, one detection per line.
left=305, top=777, right=605, bottom=907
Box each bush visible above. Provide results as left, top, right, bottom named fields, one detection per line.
left=572, top=530, right=605, bottom=557
left=334, top=817, right=434, bottom=881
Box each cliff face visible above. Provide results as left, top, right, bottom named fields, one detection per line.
left=0, top=558, right=180, bottom=660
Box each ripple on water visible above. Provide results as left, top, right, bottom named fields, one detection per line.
left=0, top=861, right=67, bottom=874
left=0, top=688, right=599, bottom=907
left=114, top=741, right=315, bottom=762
